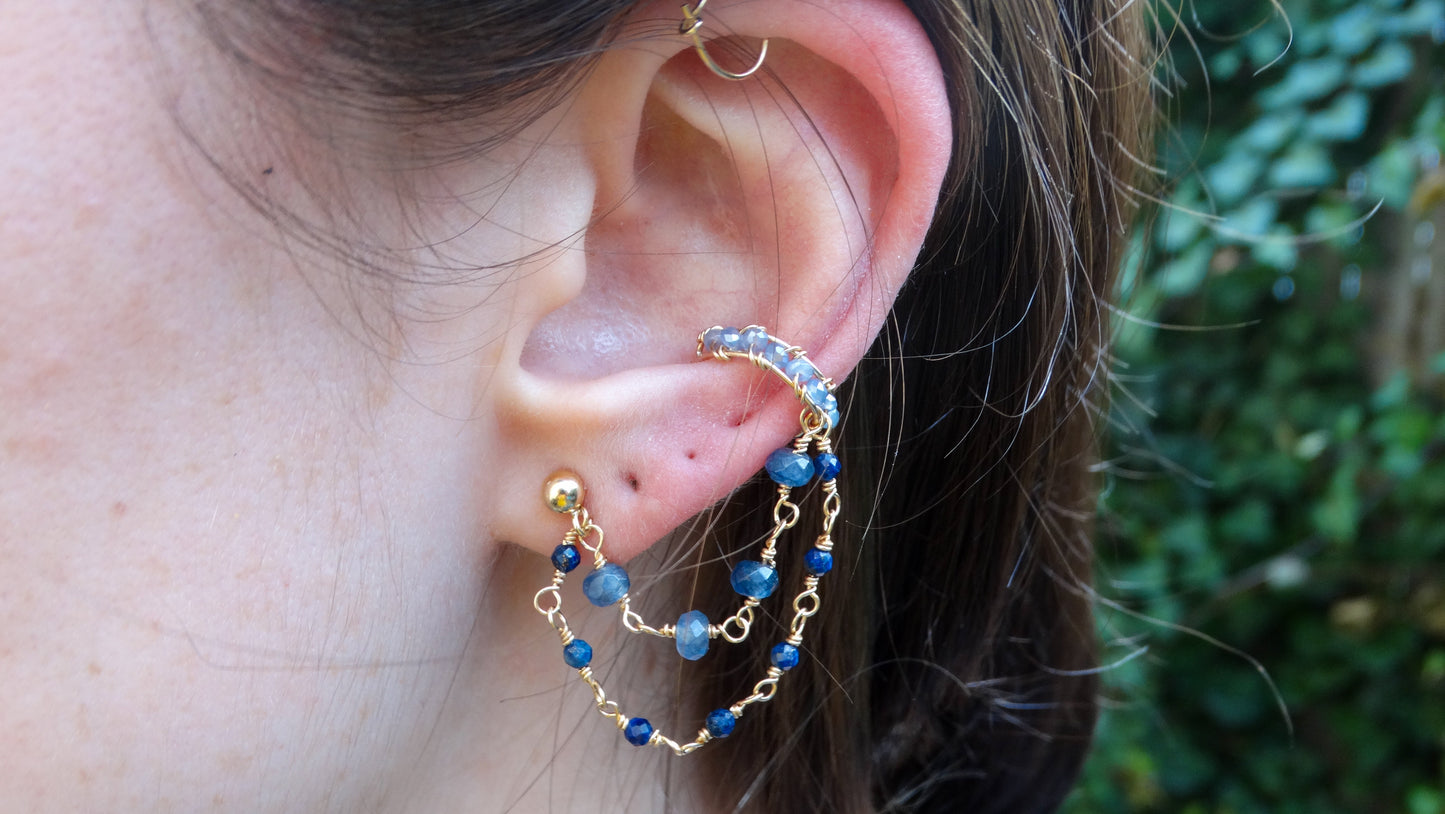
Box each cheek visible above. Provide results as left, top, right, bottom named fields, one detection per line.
left=0, top=11, right=495, bottom=809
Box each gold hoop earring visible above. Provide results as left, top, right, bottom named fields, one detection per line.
left=533, top=325, right=841, bottom=755
left=680, top=0, right=769, bottom=81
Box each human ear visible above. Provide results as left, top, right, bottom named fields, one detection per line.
left=487, top=0, right=952, bottom=559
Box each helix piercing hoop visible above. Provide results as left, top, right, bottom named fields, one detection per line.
left=680, top=0, right=770, bottom=81
left=533, top=325, right=841, bottom=755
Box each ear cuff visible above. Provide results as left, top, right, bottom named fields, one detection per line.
left=532, top=325, right=841, bottom=755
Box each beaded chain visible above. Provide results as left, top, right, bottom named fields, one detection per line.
left=532, top=325, right=843, bottom=756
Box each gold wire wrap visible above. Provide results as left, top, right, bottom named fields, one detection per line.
left=680, top=0, right=769, bottom=81
left=533, top=326, right=840, bottom=756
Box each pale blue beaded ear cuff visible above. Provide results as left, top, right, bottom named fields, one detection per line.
left=533, top=325, right=841, bottom=755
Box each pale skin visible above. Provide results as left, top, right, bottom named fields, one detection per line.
left=0, top=0, right=951, bottom=811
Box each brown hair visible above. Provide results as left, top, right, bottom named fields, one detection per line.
left=192, top=1, right=1152, bottom=810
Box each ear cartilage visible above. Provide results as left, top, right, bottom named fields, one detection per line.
left=532, top=326, right=841, bottom=756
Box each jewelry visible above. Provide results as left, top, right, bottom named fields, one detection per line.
left=533, top=325, right=841, bottom=755
left=680, top=0, right=770, bottom=81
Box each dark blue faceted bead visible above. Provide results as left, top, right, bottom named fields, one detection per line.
left=624, top=717, right=654, bottom=746
left=730, top=560, right=779, bottom=598
left=675, top=610, right=710, bottom=661
left=551, top=544, right=581, bottom=573
left=582, top=563, right=631, bottom=607
left=784, top=355, right=819, bottom=384
left=765, top=447, right=814, bottom=487
left=804, top=548, right=833, bottom=576
left=741, top=325, right=771, bottom=352
left=562, top=639, right=592, bottom=669
left=705, top=708, right=737, bottom=738
left=814, top=452, right=841, bottom=481
left=771, top=643, right=800, bottom=671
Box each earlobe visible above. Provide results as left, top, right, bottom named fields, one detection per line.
left=487, top=0, right=951, bottom=560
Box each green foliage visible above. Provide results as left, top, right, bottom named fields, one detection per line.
left=1067, top=1, right=1445, bottom=811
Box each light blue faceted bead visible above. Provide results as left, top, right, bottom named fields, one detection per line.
left=784, top=355, right=819, bottom=384
left=802, top=377, right=831, bottom=407
left=765, top=447, right=814, bottom=487
left=582, top=563, right=630, bottom=607
left=675, top=610, right=710, bottom=661
left=730, top=560, right=779, bottom=598
left=762, top=341, right=791, bottom=368
left=701, top=326, right=728, bottom=353
left=741, top=325, right=771, bottom=352
left=717, top=326, right=745, bottom=352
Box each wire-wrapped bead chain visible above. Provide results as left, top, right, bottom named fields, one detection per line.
left=532, top=325, right=842, bottom=756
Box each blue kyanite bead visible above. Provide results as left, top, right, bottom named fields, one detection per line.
left=562, top=639, right=593, bottom=669
left=825, top=405, right=842, bottom=428
left=814, top=452, right=841, bottom=481
left=675, top=609, right=711, bottom=661
left=771, top=643, right=801, bottom=671
left=804, top=548, right=834, bottom=576
left=624, top=717, right=654, bottom=746
left=730, top=560, right=779, bottom=598
left=784, top=355, right=819, bottom=384
left=551, top=544, right=581, bottom=573
left=705, top=708, right=737, bottom=738
left=741, top=325, right=771, bottom=352
left=582, top=562, right=631, bottom=607
left=765, top=447, right=814, bottom=487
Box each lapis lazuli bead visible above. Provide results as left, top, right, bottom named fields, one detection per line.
left=705, top=708, right=737, bottom=738
left=675, top=610, right=710, bottom=661
left=624, top=717, right=654, bottom=746
left=771, top=643, right=800, bottom=671
left=741, top=325, right=771, bottom=352
left=814, top=452, right=841, bottom=481
left=551, top=544, right=581, bottom=573
left=563, top=639, right=593, bottom=669
left=784, top=355, right=818, bottom=384
left=804, top=548, right=833, bottom=576
left=731, top=560, right=779, bottom=598
left=765, top=447, right=814, bottom=487
left=582, top=563, right=631, bottom=606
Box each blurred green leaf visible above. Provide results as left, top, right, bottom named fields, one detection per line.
left=1353, top=40, right=1415, bottom=87
left=1261, top=57, right=1349, bottom=106
left=1304, top=92, right=1371, bottom=141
